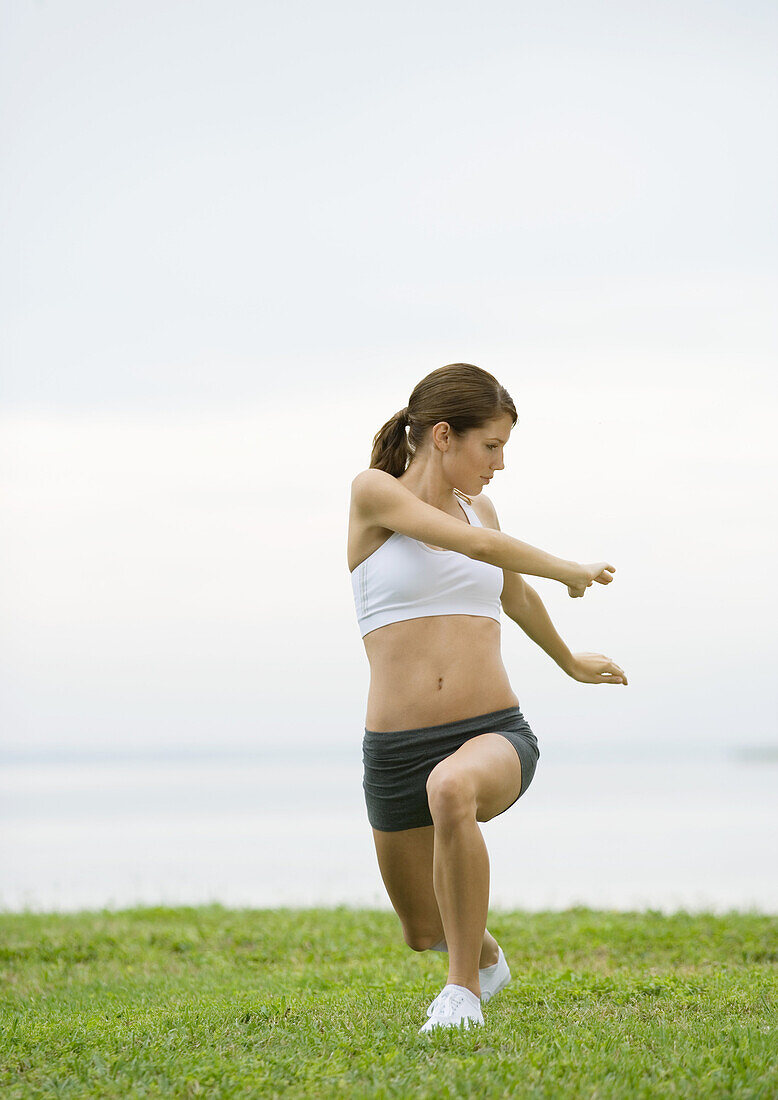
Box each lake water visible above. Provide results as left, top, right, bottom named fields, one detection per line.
left=2, top=742, right=776, bottom=915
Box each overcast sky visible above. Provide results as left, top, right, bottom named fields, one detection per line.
left=1, top=0, right=776, bottom=756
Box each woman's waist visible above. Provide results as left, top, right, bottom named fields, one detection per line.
left=367, top=645, right=510, bottom=689
left=364, top=703, right=528, bottom=744
left=365, top=665, right=517, bottom=732
left=363, top=616, right=514, bottom=730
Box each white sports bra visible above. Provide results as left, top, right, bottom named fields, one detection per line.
left=350, top=494, right=503, bottom=639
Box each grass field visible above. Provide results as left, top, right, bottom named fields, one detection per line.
left=1, top=904, right=776, bottom=1098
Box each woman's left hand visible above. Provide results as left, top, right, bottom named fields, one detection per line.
left=566, top=652, right=628, bottom=684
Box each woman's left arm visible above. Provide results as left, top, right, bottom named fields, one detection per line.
left=503, top=578, right=575, bottom=673
left=503, top=582, right=627, bottom=684
left=481, top=494, right=627, bottom=684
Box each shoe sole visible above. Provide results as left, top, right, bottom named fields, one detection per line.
left=420, top=1017, right=484, bottom=1033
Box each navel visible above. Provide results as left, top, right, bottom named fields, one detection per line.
left=437, top=677, right=444, bottom=691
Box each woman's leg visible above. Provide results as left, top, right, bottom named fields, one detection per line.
left=370, top=826, right=500, bottom=966
left=425, top=733, right=523, bottom=997
left=429, top=812, right=491, bottom=996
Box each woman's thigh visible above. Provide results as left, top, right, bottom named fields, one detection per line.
left=362, top=704, right=537, bottom=832
left=371, top=824, right=443, bottom=950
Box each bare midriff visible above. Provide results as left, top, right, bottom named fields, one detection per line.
left=362, top=614, right=519, bottom=732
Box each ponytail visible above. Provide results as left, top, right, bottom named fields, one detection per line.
left=369, top=407, right=410, bottom=477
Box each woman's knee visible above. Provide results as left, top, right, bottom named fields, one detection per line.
left=425, top=766, right=476, bottom=824
left=402, top=925, right=446, bottom=952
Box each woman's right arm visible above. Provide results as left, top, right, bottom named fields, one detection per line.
left=351, top=469, right=606, bottom=588
left=479, top=526, right=582, bottom=586
left=479, top=529, right=615, bottom=592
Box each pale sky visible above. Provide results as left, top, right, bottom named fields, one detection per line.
left=1, top=0, right=776, bottom=756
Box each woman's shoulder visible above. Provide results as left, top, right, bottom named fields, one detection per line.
left=468, top=492, right=500, bottom=531
left=351, top=469, right=500, bottom=532
left=350, top=468, right=394, bottom=515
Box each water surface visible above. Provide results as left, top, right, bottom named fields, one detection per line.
left=2, top=742, right=775, bottom=914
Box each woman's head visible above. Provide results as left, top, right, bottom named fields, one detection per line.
left=369, top=363, right=517, bottom=493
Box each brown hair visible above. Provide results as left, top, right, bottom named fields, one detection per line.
left=368, top=363, right=518, bottom=490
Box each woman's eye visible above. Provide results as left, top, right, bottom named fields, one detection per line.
left=487, top=445, right=498, bottom=450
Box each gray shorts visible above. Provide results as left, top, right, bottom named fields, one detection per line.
left=362, top=705, right=540, bottom=832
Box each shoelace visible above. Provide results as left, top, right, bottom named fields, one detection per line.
left=427, top=988, right=467, bottom=1019
left=427, top=988, right=472, bottom=1017
left=427, top=956, right=500, bottom=1015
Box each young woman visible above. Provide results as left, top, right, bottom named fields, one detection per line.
left=348, top=363, right=627, bottom=1033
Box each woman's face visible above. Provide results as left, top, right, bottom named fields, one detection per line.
left=439, top=413, right=513, bottom=495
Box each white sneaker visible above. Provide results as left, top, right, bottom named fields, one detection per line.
left=419, top=984, right=484, bottom=1033
left=478, top=945, right=511, bottom=1004
left=426, top=946, right=512, bottom=1015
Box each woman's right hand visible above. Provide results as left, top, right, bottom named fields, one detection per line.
left=567, top=562, right=616, bottom=598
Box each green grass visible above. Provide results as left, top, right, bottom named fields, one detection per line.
left=1, top=905, right=776, bottom=1098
